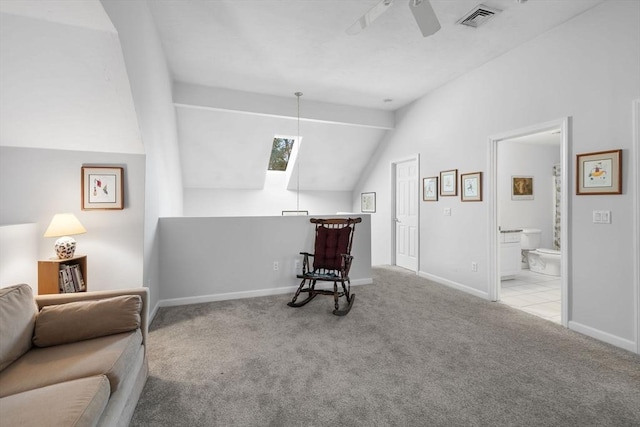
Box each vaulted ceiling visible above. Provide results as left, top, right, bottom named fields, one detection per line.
left=149, top=0, right=603, bottom=191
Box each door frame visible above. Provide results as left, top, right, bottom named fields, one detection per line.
left=633, top=98, right=640, bottom=354
left=391, top=154, right=420, bottom=272
left=487, top=117, right=570, bottom=327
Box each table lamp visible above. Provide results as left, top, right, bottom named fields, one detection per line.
left=44, top=213, right=87, bottom=259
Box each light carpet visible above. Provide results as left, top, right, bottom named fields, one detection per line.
left=131, top=266, right=640, bottom=426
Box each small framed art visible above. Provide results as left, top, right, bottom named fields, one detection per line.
left=361, top=192, right=376, bottom=213
left=81, top=166, right=124, bottom=210
left=282, top=210, right=308, bottom=216
left=440, top=169, right=458, bottom=196
left=423, top=177, right=438, bottom=201
left=461, top=172, right=482, bottom=202
left=512, top=176, right=533, bottom=200
left=576, top=149, right=622, bottom=195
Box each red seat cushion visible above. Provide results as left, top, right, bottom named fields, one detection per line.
left=313, top=226, right=351, bottom=271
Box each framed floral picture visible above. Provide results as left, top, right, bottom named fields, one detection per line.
left=576, top=149, right=622, bottom=195
left=423, top=177, right=438, bottom=201
left=461, top=172, right=482, bottom=202
left=439, top=169, right=458, bottom=196
left=81, top=166, right=124, bottom=210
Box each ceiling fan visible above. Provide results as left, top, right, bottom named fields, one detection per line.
left=347, top=0, right=441, bottom=37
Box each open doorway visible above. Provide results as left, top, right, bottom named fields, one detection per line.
left=488, top=118, right=570, bottom=327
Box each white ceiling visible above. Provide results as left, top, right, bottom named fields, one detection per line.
left=148, top=0, right=604, bottom=110
left=146, top=0, right=604, bottom=191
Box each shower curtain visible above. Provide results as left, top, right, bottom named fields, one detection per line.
left=553, top=164, right=561, bottom=250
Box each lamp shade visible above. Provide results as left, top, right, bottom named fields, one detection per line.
left=44, top=214, right=86, bottom=259
left=44, top=214, right=87, bottom=237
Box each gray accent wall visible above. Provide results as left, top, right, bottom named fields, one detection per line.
left=0, top=147, right=145, bottom=291
left=158, top=215, right=371, bottom=306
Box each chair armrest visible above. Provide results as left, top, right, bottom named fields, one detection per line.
left=340, top=254, right=354, bottom=276
left=299, top=252, right=314, bottom=274
left=35, top=288, right=149, bottom=347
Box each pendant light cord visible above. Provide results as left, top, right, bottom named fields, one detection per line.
left=295, top=92, right=302, bottom=212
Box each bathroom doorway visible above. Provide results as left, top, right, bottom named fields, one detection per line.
left=488, top=118, right=570, bottom=327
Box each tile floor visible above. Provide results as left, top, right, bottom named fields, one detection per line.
left=500, top=269, right=561, bottom=324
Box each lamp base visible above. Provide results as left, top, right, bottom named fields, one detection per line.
left=55, top=236, right=77, bottom=259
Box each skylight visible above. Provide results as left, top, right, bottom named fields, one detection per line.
left=268, top=137, right=295, bottom=171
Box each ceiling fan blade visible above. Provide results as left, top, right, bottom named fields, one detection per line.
left=346, top=0, right=394, bottom=35
left=409, top=0, right=441, bottom=37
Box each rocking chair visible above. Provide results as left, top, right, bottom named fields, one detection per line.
left=287, top=217, right=362, bottom=316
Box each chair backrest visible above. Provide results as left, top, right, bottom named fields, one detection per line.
left=311, top=218, right=362, bottom=271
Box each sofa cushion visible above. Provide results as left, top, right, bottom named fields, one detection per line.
left=0, top=284, right=37, bottom=371
left=0, top=375, right=110, bottom=427
left=0, top=329, right=142, bottom=398
left=33, top=295, right=142, bottom=347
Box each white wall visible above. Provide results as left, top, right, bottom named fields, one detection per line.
left=0, top=6, right=143, bottom=154
left=354, top=1, right=639, bottom=348
left=158, top=215, right=371, bottom=308
left=0, top=147, right=145, bottom=291
left=185, top=171, right=353, bottom=216
left=101, top=0, right=184, bottom=313
left=0, top=2, right=147, bottom=293
left=498, top=142, right=560, bottom=250
left=0, top=224, right=38, bottom=291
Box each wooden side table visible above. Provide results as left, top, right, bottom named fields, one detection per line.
left=38, top=255, right=87, bottom=294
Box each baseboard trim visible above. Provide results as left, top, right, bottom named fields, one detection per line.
left=149, top=303, right=159, bottom=324
left=568, top=320, right=637, bottom=353
left=418, top=271, right=489, bottom=300
left=157, top=278, right=373, bottom=308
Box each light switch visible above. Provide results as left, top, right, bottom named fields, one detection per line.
left=593, top=210, right=611, bottom=224
left=593, top=211, right=602, bottom=223
left=444, top=207, right=451, bottom=216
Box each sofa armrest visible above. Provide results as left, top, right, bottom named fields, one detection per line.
left=35, top=288, right=149, bottom=348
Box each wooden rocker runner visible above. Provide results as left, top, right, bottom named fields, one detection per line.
left=287, top=217, right=361, bottom=316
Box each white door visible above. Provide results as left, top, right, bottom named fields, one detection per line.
left=395, top=159, right=419, bottom=271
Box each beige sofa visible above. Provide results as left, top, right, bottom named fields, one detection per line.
left=0, top=284, right=149, bottom=427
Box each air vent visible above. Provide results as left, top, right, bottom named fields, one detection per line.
left=456, top=4, right=501, bottom=28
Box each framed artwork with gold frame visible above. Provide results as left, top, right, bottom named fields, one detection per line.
left=439, top=169, right=458, bottom=197
left=81, top=166, right=124, bottom=210
left=461, top=172, right=482, bottom=202
left=576, top=149, right=622, bottom=195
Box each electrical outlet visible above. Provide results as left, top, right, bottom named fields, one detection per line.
left=273, top=261, right=279, bottom=271
left=294, top=260, right=300, bottom=271
left=444, top=207, right=452, bottom=216
left=471, top=262, right=478, bottom=272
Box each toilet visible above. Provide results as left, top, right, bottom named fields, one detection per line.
left=520, top=228, right=561, bottom=276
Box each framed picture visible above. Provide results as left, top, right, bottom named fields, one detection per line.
left=576, top=149, right=622, bottom=195
left=423, top=177, right=438, bottom=201
left=439, top=169, right=458, bottom=196
left=512, top=176, right=534, bottom=200
left=461, top=172, right=482, bottom=202
left=361, top=192, right=376, bottom=213
left=81, top=166, right=124, bottom=210
left=282, top=210, right=308, bottom=216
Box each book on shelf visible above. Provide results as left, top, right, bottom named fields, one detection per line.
left=57, top=263, right=85, bottom=293
left=58, top=265, right=75, bottom=293
left=58, top=269, right=66, bottom=293
left=71, top=264, right=86, bottom=291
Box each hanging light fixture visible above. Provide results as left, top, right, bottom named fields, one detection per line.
left=295, top=91, right=302, bottom=213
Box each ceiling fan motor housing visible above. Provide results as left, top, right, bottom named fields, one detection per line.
left=409, top=0, right=441, bottom=37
